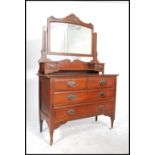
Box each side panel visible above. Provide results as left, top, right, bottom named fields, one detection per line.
left=39, top=77, right=50, bottom=115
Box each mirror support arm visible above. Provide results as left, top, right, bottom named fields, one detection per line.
left=38, top=26, right=49, bottom=62
left=92, top=32, right=99, bottom=63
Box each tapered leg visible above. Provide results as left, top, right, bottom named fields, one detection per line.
left=95, top=116, right=98, bottom=122
left=49, top=122, right=54, bottom=145
left=110, top=116, right=115, bottom=129
left=39, top=110, right=43, bottom=132
left=49, top=113, right=54, bottom=145
left=39, top=119, right=43, bottom=132
left=50, top=128, right=54, bottom=145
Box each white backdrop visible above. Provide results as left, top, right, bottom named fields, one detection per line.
left=26, top=1, right=129, bottom=154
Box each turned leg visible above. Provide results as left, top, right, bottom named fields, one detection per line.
left=110, top=116, right=115, bottom=129
left=95, top=116, right=98, bottom=121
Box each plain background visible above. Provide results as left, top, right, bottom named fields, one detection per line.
left=1, top=0, right=155, bottom=155
left=26, top=1, right=129, bottom=154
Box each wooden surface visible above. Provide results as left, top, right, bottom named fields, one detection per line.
left=87, top=77, right=115, bottom=89
left=54, top=77, right=87, bottom=91
left=47, top=13, right=93, bottom=29
left=54, top=101, right=114, bottom=122
left=39, top=59, right=104, bottom=74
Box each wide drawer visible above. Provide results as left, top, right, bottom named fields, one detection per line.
left=53, top=91, right=88, bottom=105
left=54, top=78, right=87, bottom=91
left=53, top=88, right=114, bottom=106
left=54, top=101, right=114, bottom=122
left=87, top=77, right=115, bottom=89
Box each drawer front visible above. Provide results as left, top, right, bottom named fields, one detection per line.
left=87, top=88, right=115, bottom=101
left=45, top=63, right=58, bottom=74
left=54, top=102, right=114, bottom=122
left=53, top=88, right=114, bottom=106
left=88, top=77, right=115, bottom=89
left=54, top=78, right=87, bottom=91
left=53, top=91, right=88, bottom=105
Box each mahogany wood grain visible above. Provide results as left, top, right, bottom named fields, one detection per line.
left=87, top=77, right=115, bottom=89
left=53, top=88, right=114, bottom=106
left=40, top=77, right=50, bottom=115
left=54, top=101, right=114, bottom=122
left=53, top=91, right=88, bottom=105
left=92, top=32, right=99, bottom=63
left=54, top=77, right=87, bottom=91
left=86, top=88, right=115, bottom=101
left=39, top=74, right=118, bottom=144
left=39, top=60, right=104, bottom=74
left=47, top=14, right=93, bottom=29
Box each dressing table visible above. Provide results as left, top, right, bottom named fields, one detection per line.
left=38, top=14, right=118, bottom=145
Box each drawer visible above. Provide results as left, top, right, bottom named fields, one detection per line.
left=87, top=77, right=115, bottom=89
left=53, top=91, right=88, bottom=105
left=53, top=88, right=114, bottom=106
left=45, top=63, right=58, bottom=74
left=54, top=78, right=87, bottom=91
left=87, top=88, right=115, bottom=101
left=54, top=102, right=114, bottom=122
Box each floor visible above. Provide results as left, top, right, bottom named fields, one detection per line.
left=26, top=76, right=129, bottom=154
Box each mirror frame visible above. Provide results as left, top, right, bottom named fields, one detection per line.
left=47, top=14, right=94, bottom=57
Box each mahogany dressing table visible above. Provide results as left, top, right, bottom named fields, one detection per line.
left=38, top=14, right=118, bottom=145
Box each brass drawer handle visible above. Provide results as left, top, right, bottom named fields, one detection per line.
left=48, top=64, right=57, bottom=69
left=67, top=80, right=76, bottom=87
left=67, top=94, right=76, bottom=101
left=99, top=92, right=105, bottom=97
left=99, top=79, right=106, bottom=85
left=67, top=109, right=75, bottom=115
left=96, top=64, right=103, bottom=70
left=98, top=105, right=104, bottom=111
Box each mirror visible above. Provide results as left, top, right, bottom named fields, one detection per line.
left=48, top=22, right=92, bottom=56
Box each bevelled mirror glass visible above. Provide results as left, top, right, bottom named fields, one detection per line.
left=49, top=23, right=92, bottom=55
left=47, top=14, right=94, bottom=57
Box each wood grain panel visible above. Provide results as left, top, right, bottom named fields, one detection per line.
left=53, top=91, right=87, bottom=105
left=87, top=77, right=115, bottom=89
left=54, top=102, right=114, bottom=122
left=54, top=77, right=87, bottom=91
left=53, top=88, right=114, bottom=106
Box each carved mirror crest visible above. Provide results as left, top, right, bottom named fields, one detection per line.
left=40, top=14, right=98, bottom=63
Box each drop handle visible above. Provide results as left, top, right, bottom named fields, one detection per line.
left=67, top=80, right=76, bottom=87
left=67, top=109, right=75, bottom=115
left=48, top=64, right=57, bottom=69
left=99, top=79, right=106, bottom=85
left=99, top=92, right=105, bottom=97
left=67, top=94, right=76, bottom=101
